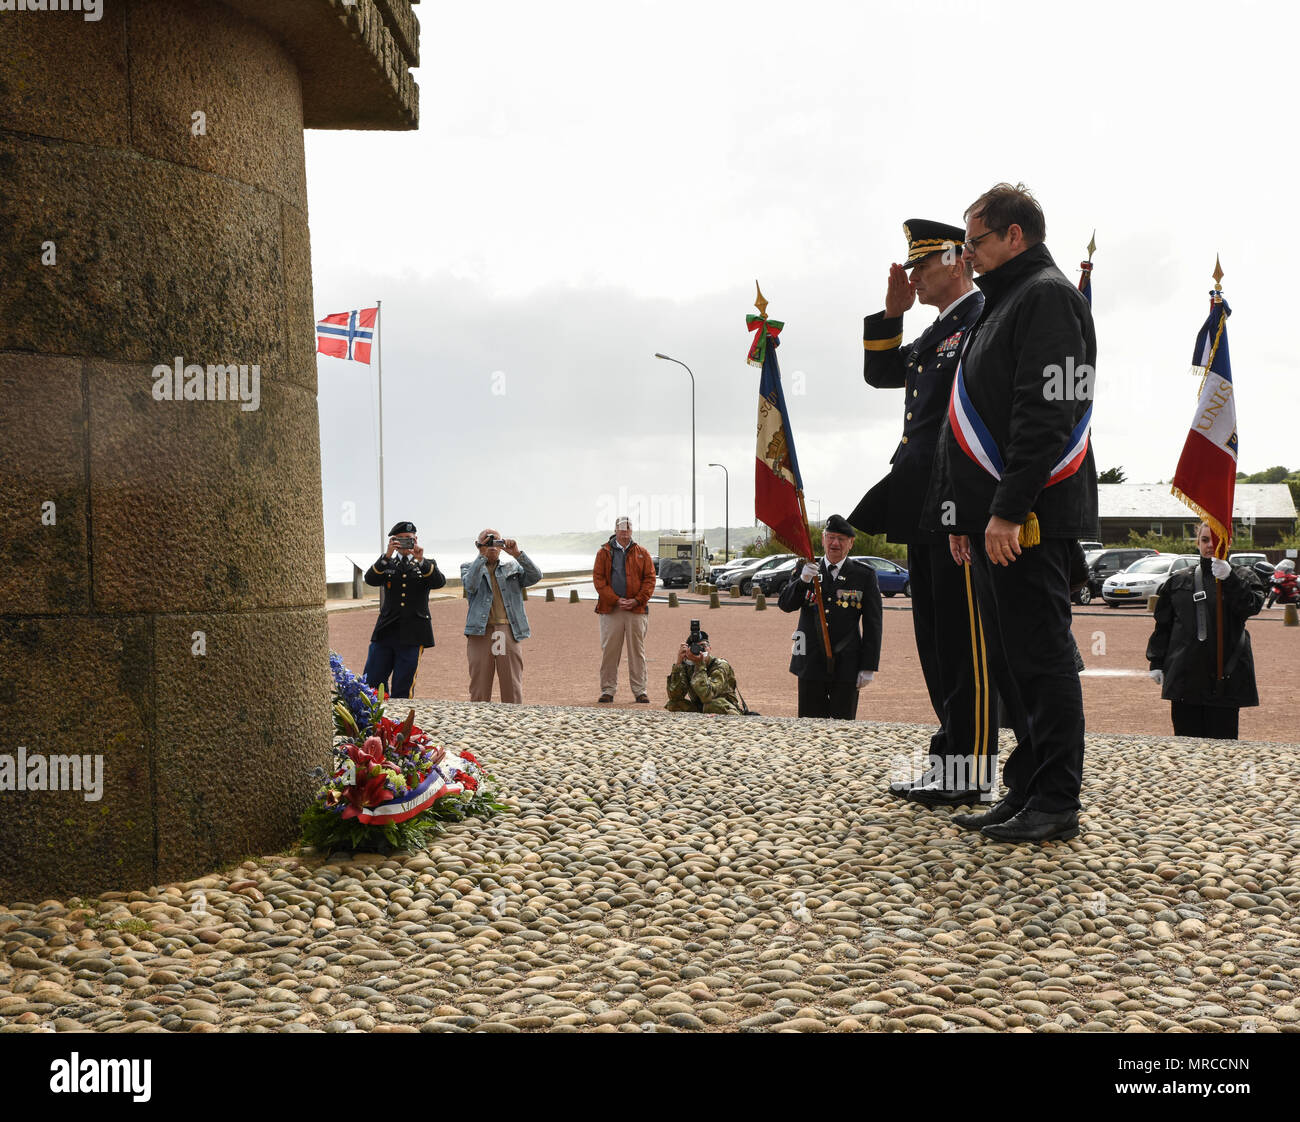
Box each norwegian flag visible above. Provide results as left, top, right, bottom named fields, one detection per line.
left=317, top=307, right=377, bottom=363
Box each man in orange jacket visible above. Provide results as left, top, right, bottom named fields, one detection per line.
left=593, top=517, right=657, bottom=703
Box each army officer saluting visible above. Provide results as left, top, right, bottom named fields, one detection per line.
left=850, top=218, right=998, bottom=805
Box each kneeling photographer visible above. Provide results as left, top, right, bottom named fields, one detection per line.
left=665, top=622, right=746, bottom=716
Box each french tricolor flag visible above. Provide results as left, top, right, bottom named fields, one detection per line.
left=1172, top=297, right=1237, bottom=550
left=753, top=330, right=813, bottom=560
left=316, top=307, right=377, bottom=364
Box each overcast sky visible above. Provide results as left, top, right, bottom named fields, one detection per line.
left=307, top=0, right=1295, bottom=554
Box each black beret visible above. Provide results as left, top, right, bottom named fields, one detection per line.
left=388, top=520, right=417, bottom=536
left=824, top=514, right=855, bottom=537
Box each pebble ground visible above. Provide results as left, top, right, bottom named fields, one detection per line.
left=2, top=702, right=1298, bottom=1033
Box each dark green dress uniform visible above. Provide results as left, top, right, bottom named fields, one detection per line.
left=849, top=219, right=998, bottom=800
left=362, top=551, right=446, bottom=698
left=778, top=552, right=882, bottom=719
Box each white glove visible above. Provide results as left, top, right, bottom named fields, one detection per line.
left=1211, top=558, right=1231, bottom=580
left=799, top=562, right=819, bottom=583
left=856, top=671, right=874, bottom=689
left=1149, top=668, right=1164, bottom=686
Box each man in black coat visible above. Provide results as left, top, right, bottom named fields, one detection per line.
left=778, top=514, right=882, bottom=719
left=925, top=183, right=1098, bottom=843
left=1147, top=522, right=1265, bottom=739
left=851, top=219, right=999, bottom=806
left=362, top=520, right=447, bottom=698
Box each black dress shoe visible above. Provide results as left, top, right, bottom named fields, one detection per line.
left=953, top=798, right=1022, bottom=831
left=907, top=783, right=986, bottom=807
left=886, top=778, right=922, bottom=801
left=981, top=808, right=1079, bottom=843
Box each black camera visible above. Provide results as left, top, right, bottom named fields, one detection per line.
left=687, top=619, right=707, bottom=656
left=476, top=536, right=505, bottom=548
left=393, top=535, right=416, bottom=549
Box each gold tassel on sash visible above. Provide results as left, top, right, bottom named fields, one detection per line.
left=1018, top=512, right=1041, bottom=547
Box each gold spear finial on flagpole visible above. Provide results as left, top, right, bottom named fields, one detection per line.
left=1086, top=230, right=1096, bottom=261
left=1212, top=254, right=1224, bottom=292
left=754, top=280, right=768, bottom=319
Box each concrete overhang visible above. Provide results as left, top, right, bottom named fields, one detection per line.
left=224, top=0, right=421, bottom=130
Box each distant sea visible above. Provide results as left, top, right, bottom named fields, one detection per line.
left=325, top=550, right=595, bottom=583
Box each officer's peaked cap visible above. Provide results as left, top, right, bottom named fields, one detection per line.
left=901, top=218, right=966, bottom=269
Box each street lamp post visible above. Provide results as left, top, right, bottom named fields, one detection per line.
left=708, top=462, right=729, bottom=561
left=653, top=352, right=696, bottom=557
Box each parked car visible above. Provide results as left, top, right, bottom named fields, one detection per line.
left=1078, top=540, right=1104, bottom=552
left=709, top=558, right=750, bottom=584
left=1228, top=552, right=1268, bottom=569
left=1101, top=553, right=1198, bottom=607
left=714, top=556, right=765, bottom=592
left=854, top=556, right=911, bottom=597
left=1087, top=547, right=1158, bottom=598
left=658, top=558, right=692, bottom=588
left=718, top=553, right=795, bottom=595
left=754, top=557, right=801, bottom=595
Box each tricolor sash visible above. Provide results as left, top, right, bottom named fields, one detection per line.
left=947, top=360, right=1091, bottom=546
left=948, top=361, right=1091, bottom=485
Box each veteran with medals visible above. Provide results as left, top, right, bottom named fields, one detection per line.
left=778, top=514, right=883, bottom=719
left=851, top=219, right=999, bottom=806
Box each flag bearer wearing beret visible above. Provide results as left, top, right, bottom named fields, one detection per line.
left=778, top=514, right=882, bottom=719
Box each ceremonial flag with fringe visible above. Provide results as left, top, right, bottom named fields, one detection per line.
left=750, top=322, right=813, bottom=558
left=1171, top=295, right=1236, bottom=551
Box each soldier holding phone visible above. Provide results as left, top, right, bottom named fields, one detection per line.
left=362, top=520, right=446, bottom=698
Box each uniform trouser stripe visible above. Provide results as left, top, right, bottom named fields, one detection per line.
left=963, top=562, right=992, bottom=789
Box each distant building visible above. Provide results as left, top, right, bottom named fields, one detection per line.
left=1097, top=484, right=1297, bottom=546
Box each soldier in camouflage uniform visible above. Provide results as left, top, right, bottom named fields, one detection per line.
left=665, top=631, right=744, bottom=715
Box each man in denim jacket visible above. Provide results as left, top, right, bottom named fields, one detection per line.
left=461, top=530, right=543, bottom=703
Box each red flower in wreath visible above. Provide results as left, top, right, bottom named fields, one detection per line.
left=454, top=770, right=479, bottom=792
left=347, top=736, right=385, bottom=769
left=338, top=770, right=396, bottom=819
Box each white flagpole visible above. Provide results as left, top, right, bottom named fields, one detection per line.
left=376, top=299, right=385, bottom=548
